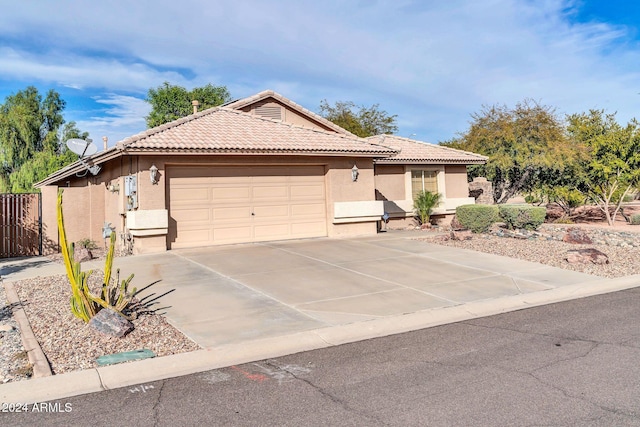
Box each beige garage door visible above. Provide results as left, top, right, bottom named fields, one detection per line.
left=168, top=165, right=327, bottom=248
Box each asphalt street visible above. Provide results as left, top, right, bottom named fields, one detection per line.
left=3, top=287, right=640, bottom=426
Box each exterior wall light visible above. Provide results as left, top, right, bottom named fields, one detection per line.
left=108, top=182, right=120, bottom=193
left=351, top=164, right=359, bottom=182
left=150, top=164, right=159, bottom=184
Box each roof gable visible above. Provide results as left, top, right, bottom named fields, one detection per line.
left=224, top=90, right=356, bottom=137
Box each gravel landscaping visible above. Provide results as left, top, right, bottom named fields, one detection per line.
left=1, top=269, right=200, bottom=384
left=417, top=223, right=640, bottom=278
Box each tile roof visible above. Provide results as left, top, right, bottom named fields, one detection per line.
left=117, top=107, right=395, bottom=156
left=223, top=89, right=356, bottom=136
left=368, top=135, right=487, bottom=164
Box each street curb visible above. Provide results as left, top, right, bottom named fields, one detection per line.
left=2, top=281, right=53, bottom=379
left=1, top=274, right=639, bottom=404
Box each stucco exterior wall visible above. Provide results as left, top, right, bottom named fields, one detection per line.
left=42, top=153, right=382, bottom=254
left=444, top=165, right=470, bottom=198
left=374, top=165, right=406, bottom=201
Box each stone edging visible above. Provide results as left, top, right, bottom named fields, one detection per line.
left=2, top=281, right=52, bottom=378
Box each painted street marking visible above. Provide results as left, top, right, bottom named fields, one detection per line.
left=230, top=365, right=268, bottom=383
left=129, top=384, right=155, bottom=394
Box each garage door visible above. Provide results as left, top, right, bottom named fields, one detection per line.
left=168, top=165, right=327, bottom=248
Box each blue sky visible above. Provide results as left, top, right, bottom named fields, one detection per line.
left=1, top=0, right=639, bottom=148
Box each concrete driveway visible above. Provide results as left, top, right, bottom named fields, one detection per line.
left=93, top=230, right=601, bottom=348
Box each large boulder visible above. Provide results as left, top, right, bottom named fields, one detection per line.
left=74, top=247, right=93, bottom=263
left=562, top=228, right=593, bottom=244
left=89, top=308, right=134, bottom=338
left=566, top=248, right=609, bottom=265
left=450, top=230, right=473, bottom=241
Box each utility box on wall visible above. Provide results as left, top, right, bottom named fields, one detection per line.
left=124, top=175, right=138, bottom=210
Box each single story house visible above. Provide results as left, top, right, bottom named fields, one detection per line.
left=36, top=90, right=486, bottom=254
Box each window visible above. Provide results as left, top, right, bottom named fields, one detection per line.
left=411, top=169, right=438, bottom=200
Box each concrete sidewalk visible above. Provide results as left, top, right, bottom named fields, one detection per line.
left=2, top=230, right=639, bottom=404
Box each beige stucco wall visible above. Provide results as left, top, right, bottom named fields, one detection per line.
left=42, top=153, right=381, bottom=254
left=374, top=165, right=406, bottom=201
left=444, top=165, right=470, bottom=198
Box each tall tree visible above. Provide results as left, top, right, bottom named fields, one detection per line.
left=441, top=100, right=576, bottom=203
left=145, top=82, right=231, bottom=128
left=0, top=87, right=77, bottom=193
left=567, top=110, right=640, bottom=225
left=319, top=100, right=398, bottom=137
left=8, top=122, right=85, bottom=193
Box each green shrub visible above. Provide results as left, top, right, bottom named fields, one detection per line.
left=413, top=191, right=442, bottom=225
left=630, top=214, right=640, bottom=225
left=455, top=204, right=499, bottom=233
left=498, top=204, right=546, bottom=230
left=77, top=238, right=98, bottom=250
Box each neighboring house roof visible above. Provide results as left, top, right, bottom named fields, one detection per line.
left=368, top=135, right=487, bottom=165
left=36, top=107, right=396, bottom=187
left=224, top=89, right=357, bottom=137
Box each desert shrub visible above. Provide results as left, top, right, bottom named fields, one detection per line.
left=414, top=191, right=442, bottom=225
left=552, top=216, right=574, bottom=224
left=77, top=238, right=98, bottom=250
left=499, top=204, right=546, bottom=230
left=455, top=204, right=499, bottom=233
left=630, top=214, right=640, bottom=225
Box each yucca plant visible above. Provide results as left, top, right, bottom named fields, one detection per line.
left=414, top=190, right=443, bottom=225
left=57, top=189, right=136, bottom=322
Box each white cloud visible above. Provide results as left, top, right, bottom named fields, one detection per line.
left=1, top=0, right=640, bottom=142
left=76, top=95, right=150, bottom=146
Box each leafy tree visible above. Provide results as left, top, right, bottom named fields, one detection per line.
left=567, top=110, right=640, bottom=225
left=0, top=87, right=79, bottom=193
left=8, top=122, right=85, bottom=193
left=145, top=82, right=231, bottom=128
left=441, top=100, right=577, bottom=204
left=319, top=100, right=398, bottom=137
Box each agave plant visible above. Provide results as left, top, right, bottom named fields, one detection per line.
left=414, top=190, right=442, bottom=225
left=57, top=189, right=136, bottom=322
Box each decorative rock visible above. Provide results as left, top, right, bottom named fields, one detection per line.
left=566, top=248, right=609, bottom=265
left=89, top=308, right=134, bottom=338
left=0, top=324, right=16, bottom=333
left=450, top=215, right=464, bottom=231
left=562, top=228, right=593, bottom=244
left=74, top=247, right=93, bottom=263
left=450, top=230, right=473, bottom=241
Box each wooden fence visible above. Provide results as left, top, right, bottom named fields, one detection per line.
left=0, top=193, right=42, bottom=258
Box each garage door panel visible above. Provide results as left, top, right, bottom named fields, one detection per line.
left=291, top=203, right=325, bottom=217
left=252, top=185, right=288, bottom=200
left=171, top=208, right=211, bottom=222
left=171, top=187, right=210, bottom=203
left=213, top=226, right=253, bottom=242
left=253, top=223, right=290, bottom=239
left=212, top=187, right=251, bottom=202
left=173, top=228, right=213, bottom=246
left=253, top=204, right=290, bottom=219
left=169, top=165, right=327, bottom=248
left=213, top=206, right=251, bottom=220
